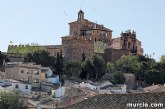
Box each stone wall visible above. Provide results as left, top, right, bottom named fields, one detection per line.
left=111, top=37, right=122, bottom=49
left=103, top=48, right=129, bottom=63
left=7, top=44, right=62, bottom=57
left=62, top=37, right=94, bottom=61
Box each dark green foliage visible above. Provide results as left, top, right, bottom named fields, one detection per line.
left=0, top=51, right=10, bottom=66
left=0, top=91, right=22, bottom=109
left=54, top=50, right=63, bottom=80
left=81, top=52, right=86, bottom=62
left=106, top=62, right=114, bottom=73
left=160, top=55, right=165, bottom=63
left=136, top=55, right=157, bottom=86
left=63, top=60, right=81, bottom=79
left=24, top=50, right=55, bottom=68
left=79, top=68, right=87, bottom=80
left=92, top=54, right=106, bottom=81
left=145, top=63, right=165, bottom=84
left=116, top=55, right=141, bottom=74
left=80, top=59, right=93, bottom=80
left=80, top=55, right=106, bottom=81
left=112, top=71, right=126, bottom=84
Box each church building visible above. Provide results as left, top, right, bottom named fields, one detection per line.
left=7, top=10, right=143, bottom=63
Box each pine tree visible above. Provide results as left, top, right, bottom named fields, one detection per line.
left=55, top=50, right=63, bottom=81
left=81, top=51, right=86, bottom=62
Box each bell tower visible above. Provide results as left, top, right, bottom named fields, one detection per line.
left=78, top=10, right=84, bottom=20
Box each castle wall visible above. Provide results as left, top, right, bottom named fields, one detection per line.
left=62, top=37, right=94, bottom=61
left=111, top=37, right=122, bottom=49
left=7, top=44, right=63, bottom=58
left=136, top=40, right=143, bottom=55
left=103, top=48, right=129, bottom=63
left=45, top=45, right=62, bottom=56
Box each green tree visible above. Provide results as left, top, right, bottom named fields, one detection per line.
left=80, top=59, right=93, bottom=80
left=92, top=54, right=106, bottom=81
left=136, top=55, right=156, bottom=86
left=144, top=62, right=165, bottom=85
left=111, top=71, right=126, bottom=84
left=24, top=50, right=55, bottom=68
left=106, top=62, right=114, bottom=73
left=81, top=52, right=86, bottom=62
left=63, top=60, right=81, bottom=79
left=145, top=69, right=162, bottom=84
left=0, top=91, right=21, bottom=109
left=54, top=50, right=63, bottom=80
left=116, top=55, right=141, bottom=74
left=0, top=51, right=10, bottom=66
left=160, top=55, right=165, bottom=63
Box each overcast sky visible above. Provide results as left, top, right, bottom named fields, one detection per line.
left=0, top=0, right=164, bottom=61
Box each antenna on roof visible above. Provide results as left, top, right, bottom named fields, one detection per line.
left=94, top=21, right=97, bottom=28
left=80, top=0, right=82, bottom=10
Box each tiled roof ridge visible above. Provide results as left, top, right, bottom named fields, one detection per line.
left=61, top=92, right=165, bottom=109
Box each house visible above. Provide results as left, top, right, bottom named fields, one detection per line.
left=98, top=89, right=112, bottom=94
left=0, top=79, right=32, bottom=93
left=11, top=80, right=32, bottom=93
left=28, top=98, right=60, bottom=109
left=110, top=84, right=127, bottom=94
left=41, top=81, right=60, bottom=92
left=47, top=75, right=59, bottom=84
left=64, top=80, right=80, bottom=87
left=80, top=82, right=97, bottom=90
left=5, top=62, right=55, bottom=88
left=124, top=73, right=136, bottom=89
left=59, top=92, right=165, bottom=109
left=92, top=81, right=113, bottom=90
left=52, top=86, right=65, bottom=98
left=98, top=84, right=127, bottom=94
left=80, top=81, right=113, bottom=90
left=41, top=67, right=53, bottom=78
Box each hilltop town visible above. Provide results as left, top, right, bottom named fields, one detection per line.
left=0, top=10, right=165, bottom=109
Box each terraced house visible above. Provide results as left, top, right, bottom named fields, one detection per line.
left=5, top=62, right=52, bottom=88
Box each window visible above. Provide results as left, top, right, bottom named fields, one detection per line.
left=15, top=84, right=18, bottom=88
left=25, top=85, right=28, bottom=89
left=105, top=33, right=108, bottom=37
left=34, top=79, right=39, bottom=83
left=34, top=70, right=39, bottom=75
left=73, top=30, right=76, bottom=34
left=45, top=74, right=47, bottom=78
left=90, top=37, right=92, bottom=40
left=21, top=70, right=24, bottom=73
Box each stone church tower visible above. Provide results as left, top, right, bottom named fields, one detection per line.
left=62, top=10, right=113, bottom=61
left=111, top=30, right=143, bottom=56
